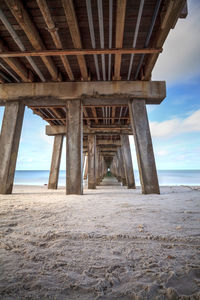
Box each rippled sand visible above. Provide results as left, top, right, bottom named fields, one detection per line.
left=0, top=180, right=200, bottom=299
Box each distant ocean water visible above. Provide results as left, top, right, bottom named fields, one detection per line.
left=14, top=170, right=200, bottom=186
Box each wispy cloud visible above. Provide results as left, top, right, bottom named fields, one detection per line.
left=152, top=0, right=200, bottom=84
left=150, top=109, right=200, bottom=138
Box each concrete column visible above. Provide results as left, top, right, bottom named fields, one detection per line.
left=48, top=135, right=63, bottom=189
left=129, top=99, right=160, bottom=194
left=0, top=102, right=25, bottom=194
left=117, top=148, right=126, bottom=186
left=84, top=155, right=88, bottom=179
left=121, top=135, right=136, bottom=189
left=66, top=99, right=83, bottom=195
left=88, top=134, right=96, bottom=189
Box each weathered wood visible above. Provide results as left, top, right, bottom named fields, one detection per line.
left=66, top=99, right=83, bottom=194
left=0, top=48, right=162, bottom=58
left=84, top=140, right=121, bottom=146
left=88, top=134, right=96, bottom=189
left=48, top=135, right=63, bottom=189
left=129, top=99, right=160, bottom=194
left=121, top=135, right=135, bottom=189
left=0, top=38, right=32, bottom=82
left=117, top=148, right=126, bottom=186
left=91, top=107, right=98, bottom=124
left=95, top=147, right=100, bottom=185
left=0, top=102, right=25, bottom=194
left=36, top=0, right=74, bottom=81
left=5, top=0, right=61, bottom=81
left=46, top=125, right=132, bottom=135
left=114, top=0, right=126, bottom=80
left=62, top=0, right=88, bottom=80
left=112, top=106, right=116, bottom=124
left=0, top=81, right=166, bottom=105
left=144, top=0, right=185, bottom=80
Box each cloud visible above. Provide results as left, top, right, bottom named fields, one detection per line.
left=156, top=150, right=169, bottom=156
left=152, top=0, right=200, bottom=84
left=150, top=109, right=200, bottom=138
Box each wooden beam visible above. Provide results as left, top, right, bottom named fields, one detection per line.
left=0, top=81, right=166, bottom=105
left=46, top=125, right=132, bottom=135
left=114, top=0, right=127, bottom=80
left=5, top=0, right=61, bottom=81
left=36, top=0, right=74, bottom=81
left=0, top=38, right=32, bottom=82
left=144, top=0, right=186, bottom=80
left=84, top=140, right=121, bottom=146
left=112, top=106, right=116, bottom=124
left=0, top=48, right=162, bottom=58
left=50, top=108, right=65, bottom=125
left=62, top=0, right=88, bottom=81
left=83, top=106, right=90, bottom=125
left=91, top=107, right=98, bottom=124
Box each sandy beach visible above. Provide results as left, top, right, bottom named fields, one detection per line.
left=0, top=179, right=200, bottom=299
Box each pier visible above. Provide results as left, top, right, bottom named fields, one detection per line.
left=0, top=0, right=187, bottom=195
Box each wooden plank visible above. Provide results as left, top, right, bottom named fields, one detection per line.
left=0, top=38, right=32, bottom=82
left=36, top=0, right=74, bottom=81
left=50, top=108, right=65, bottom=125
left=5, top=0, right=61, bottom=81
left=83, top=106, right=90, bottom=125
left=112, top=106, right=116, bottom=124
left=62, top=0, right=88, bottom=80
left=0, top=48, right=162, bottom=58
left=114, top=0, right=126, bottom=80
left=144, top=0, right=186, bottom=80
left=0, top=81, right=166, bottom=105
left=91, top=107, right=98, bottom=124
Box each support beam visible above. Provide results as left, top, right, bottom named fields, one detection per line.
left=88, top=134, right=96, bottom=189
left=117, top=148, right=126, bottom=186
left=66, top=99, right=83, bottom=194
left=129, top=99, right=160, bottom=194
left=0, top=81, right=166, bottom=105
left=114, top=0, right=126, bottom=80
left=62, top=0, right=88, bottom=80
left=95, top=147, right=100, bottom=185
left=0, top=38, right=32, bottom=82
left=0, top=48, right=162, bottom=58
left=144, top=0, right=186, bottom=80
left=0, top=101, right=25, bottom=194
left=5, top=0, right=61, bottom=81
left=121, top=135, right=135, bottom=189
left=48, top=135, right=63, bottom=189
left=36, top=0, right=74, bottom=81
left=84, top=155, right=88, bottom=180
left=46, top=124, right=132, bottom=135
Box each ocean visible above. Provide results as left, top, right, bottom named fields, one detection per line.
left=14, top=170, right=200, bottom=186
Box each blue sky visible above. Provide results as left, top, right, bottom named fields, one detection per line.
left=0, top=0, right=200, bottom=170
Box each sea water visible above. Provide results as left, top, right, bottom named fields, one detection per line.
left=14, top=170, right=200, bottom=186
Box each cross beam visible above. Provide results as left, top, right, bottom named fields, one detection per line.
left=0, top=81, right=166, bottom=105
left=46, top=125, right=132, bottom=135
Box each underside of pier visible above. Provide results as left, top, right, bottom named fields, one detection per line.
left=0, top=0, right=187, bottom=195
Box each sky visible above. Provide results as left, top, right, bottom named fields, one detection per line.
left=0, top=0, right=200, bottom=171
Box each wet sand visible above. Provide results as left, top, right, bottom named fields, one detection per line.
left=0, top=178, right=200, bottom=299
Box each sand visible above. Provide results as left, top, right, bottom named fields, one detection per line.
left=0, top=178, right=200, bottom=299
